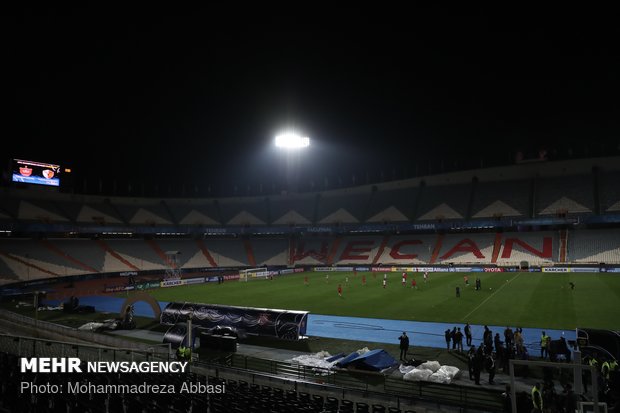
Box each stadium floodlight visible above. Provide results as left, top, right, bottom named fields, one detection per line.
left=275, top=132, right=310, bottom=149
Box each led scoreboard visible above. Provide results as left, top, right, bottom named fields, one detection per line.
left=12, top=159, right=61, bottom=187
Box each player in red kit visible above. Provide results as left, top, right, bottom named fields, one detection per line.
left=411, top=278, right=417, bottom=289
left=337, top=284, right=342, bottom=297
left=402, top=272, right=407, bottom=286
left=304, top=275, right=309, bottom=286
left=362, top=274, right=366, bottom=286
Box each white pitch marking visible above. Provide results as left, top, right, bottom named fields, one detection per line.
left=461, top=273, right=521, bottom=321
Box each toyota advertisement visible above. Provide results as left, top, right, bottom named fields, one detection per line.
left=12, top=159, right=60, bottom=187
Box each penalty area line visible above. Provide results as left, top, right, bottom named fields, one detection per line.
left=461, top=273, right=521, bottom=321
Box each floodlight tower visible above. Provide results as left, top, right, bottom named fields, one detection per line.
left=274, top=131, right=310, bottom=193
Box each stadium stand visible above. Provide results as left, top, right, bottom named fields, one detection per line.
left=18, top=199, right=70, bottom=223
left=435, top=233, right=497, bottom=264
left=1, top=158, right=620, bottom=283
left=494, top=231, right=558, bottom=267
left=218, top=197, right=269, bottom=226
left=168, top=200, right=221, bottom=226
left=470, top=179, right=530, bottom=218
left=316, top=189, right=372, bottom=224
left=416, top=183, right=471, bottom=221
left=0, top=258, right=19, bottom=284
left=203, top=238, right=250, bottom=267
left=600, top=169, right=620, bottom=214
left=569, top=228, right=620, bottom=264
left=1, top=229, right=620, bottom=283
left=112, top=202, right=173, bottom=226
left=251, top=237, right=289, bottom=266
left=365, top=184, right=417, bottom=223
left=151, top=239, right=200, bottom=268
left=45, top=239, right=106, bottom=272
left=536, top=174, right=595, bottom=217
left=104, top=239, right=169, bottom=270
left=77, top=201, right=125, bottom=224
left=269, top=193, right=316, bottom=225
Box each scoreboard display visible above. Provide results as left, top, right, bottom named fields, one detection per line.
left=12, top=159, right=61, bottom=187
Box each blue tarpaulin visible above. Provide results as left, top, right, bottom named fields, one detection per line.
left=335, top=349, right=398, bottom=371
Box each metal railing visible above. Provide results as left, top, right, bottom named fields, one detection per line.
left=0, top=333, right=172, bottom=363
left=0, top=309, right=165, bottom=352
left=206, top=353, right=505, bottom=412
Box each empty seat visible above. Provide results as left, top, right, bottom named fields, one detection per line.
left=326, top=396, right=339, bottom=407
left=356, top=402, right=370, bottom=413
left=312, top=394, right=324, bottom=407
left=372, top=405, right=386, bottom=413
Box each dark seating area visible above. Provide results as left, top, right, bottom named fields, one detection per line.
left=0, top=352, right=416, bottom=413
left=207, top=376, right=414, bottom=413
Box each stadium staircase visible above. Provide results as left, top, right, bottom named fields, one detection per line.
left=160, top=200, right=178, bottom=225
left=146, top=238, right=174, bottom=268
left=0, top=250, right=58, bottom=277
left=490, top=233, right=502, bottom=264
left=326, top=236, right=342, bottom=266
left=465, top=176, right=478, bottom=220
left=373, top=235, right=391, bottom=265
left=94, top=239, right=140, bottom=271
left=195, top=239, right=218, bottom=267
left=39, top=239, right=98, bottom=273
left=429, top=234, right=444, bottom=264
left=288, top=237, right=296, bottom=266
left=411, top=182, right=423, bottom=221
left=362, top=186, right=376, bottom=223
left=213, top=199, right=224, bottom=224
left=243, top=238, right=257, bottom=267
left=529, top=176, right=537, bottom=218
left=592, top=166, right=601, bottom=215
left=312, top=193, right=321, bottom=224
left=106, top=200, right=129, bottom=226
left=51, top=200, right=75, bottom=223
left=559, top=229, right=568, bottom=263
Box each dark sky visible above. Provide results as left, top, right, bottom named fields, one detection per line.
left=5, top=8, right=620, bottom=196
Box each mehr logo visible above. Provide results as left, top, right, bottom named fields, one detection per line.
left=20, top=358, right=189, bottom=373
left=21, top=358, right=82, bottom=373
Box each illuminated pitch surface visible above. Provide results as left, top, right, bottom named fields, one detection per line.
left=144, top=271, right=620, bottom=330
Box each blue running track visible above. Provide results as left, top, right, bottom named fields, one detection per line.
left=44, top=296, right=575, bottom=351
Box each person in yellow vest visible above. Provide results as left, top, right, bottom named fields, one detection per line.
left=602, top=359, right=618, bottom=381
left=531, top=382, right=543, bottom=412
left=589, top=356, right=599, bottom=370
left=176, top=345, right=186, bottom=360
left=581, top=354, right=599, bottom=393
left=176, top=345, right=191, bottom=361
left=540, top=332, right=550, bottom=359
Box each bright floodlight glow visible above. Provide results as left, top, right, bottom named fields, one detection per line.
left=275, top=133, right=310, bottom=149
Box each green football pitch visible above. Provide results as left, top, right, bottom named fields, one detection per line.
left=144, top=271, right=620, bottom=330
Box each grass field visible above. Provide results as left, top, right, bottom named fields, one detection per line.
left=143, top=271, right=620, bottom=330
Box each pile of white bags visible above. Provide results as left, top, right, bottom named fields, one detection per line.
left=402, top=361, right=460, bottom=384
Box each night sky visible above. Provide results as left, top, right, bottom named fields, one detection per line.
left=5, top=9, right=620, bottom=197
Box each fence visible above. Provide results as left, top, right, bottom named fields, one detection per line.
left=0, top=308, right=165, bottom=352
left=206, top=353, right=505, bottom=412
left=0, top=333, right=172, bottom=363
